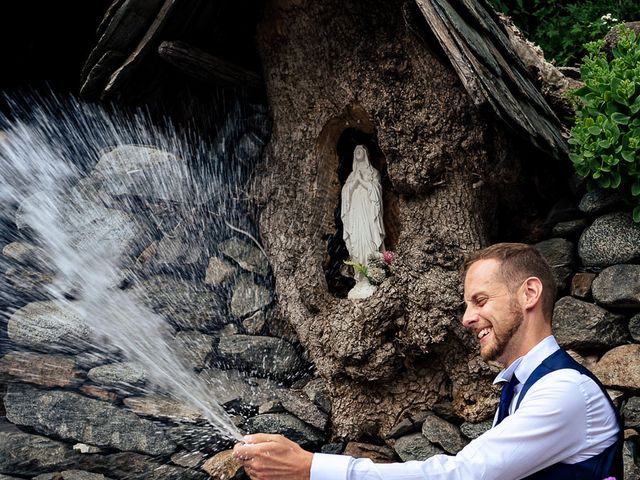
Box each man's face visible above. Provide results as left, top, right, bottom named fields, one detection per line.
left=462, top=259, right=524, bottom=365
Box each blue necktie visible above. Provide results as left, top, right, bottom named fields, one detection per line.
left=496, top=375, right=519, bottom=425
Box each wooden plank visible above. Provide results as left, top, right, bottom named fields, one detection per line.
left=102, top=0, right=179, bottom=98
left=157, top=40, right=263, bottom=91
left=413, top=0, right=568, bottom=158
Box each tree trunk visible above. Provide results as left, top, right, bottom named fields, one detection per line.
left=252, top=0, right=525, bottom=439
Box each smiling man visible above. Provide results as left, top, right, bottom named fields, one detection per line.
left=233, top=243, right=623, bottom=480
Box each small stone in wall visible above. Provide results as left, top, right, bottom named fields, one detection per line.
left=385, top=412, right=430, bottom=439
left=0, top=352, right=82, bottom=388
left=534, top=238, right=575, bottom=291
left=630, top=314, right=640, bottom=342
left=592, top=264, right=640, bottom=308
left=220, top=238, right=270, bottom=276
left=553, top=296, right=629, bottom=350
left=242, top=311, right=266, bottom=335
left=460, top=420, right=493, bottom=440
left=594, top=344, right=640, bottom=392
left=201, top=450, right=243, bottom=480
left=551, top=219, right=589, bottom=239
left=344, top=442, right=397, bottom=463
left=578, top=212, right=640, bottom=267
left=570, top=272, right=596, bottom=299
left=205, top=257, right=236, bottom=286
left=393, top=432, right=444, bottom=461
left=230, top=276, right=272, bottom=318
left=623, top=397, right=640, bottom=429
left=171, top=450, right=205, bottom=468
left=421, top=414, right=468, bottom=454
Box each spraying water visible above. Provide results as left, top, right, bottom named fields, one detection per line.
left=0, top=92, right=270, bottom=443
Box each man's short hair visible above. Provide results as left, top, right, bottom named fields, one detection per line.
left=463, top=243, right=557, bottom=321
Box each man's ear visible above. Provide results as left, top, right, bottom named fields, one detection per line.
left=521, top=277, right=543, bottom=311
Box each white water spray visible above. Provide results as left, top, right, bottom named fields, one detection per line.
left=0, top=93, right=266, bottom=442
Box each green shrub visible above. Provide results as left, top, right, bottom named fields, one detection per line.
left=569, top=27, right=640, bottom=220
left=488, top=0, right=636, bottom=65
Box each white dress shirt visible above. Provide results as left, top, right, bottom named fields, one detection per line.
left=310, top=336, right=619, bottom=480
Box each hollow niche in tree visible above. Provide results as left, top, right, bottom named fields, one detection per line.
left=341, top=144, right=385, bottom=299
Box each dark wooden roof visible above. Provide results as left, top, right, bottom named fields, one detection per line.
left=415, top=0, right=568, bottom=160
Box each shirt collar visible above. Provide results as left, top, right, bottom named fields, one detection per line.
left=493, top=335, right=560, bottom=385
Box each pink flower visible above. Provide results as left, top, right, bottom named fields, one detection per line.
left=602, top=477, right=616, bottom=480
left=383, top=250, right=395, bottom=264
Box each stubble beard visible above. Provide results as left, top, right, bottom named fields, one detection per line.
left=480, top=305, right=524, bottom=362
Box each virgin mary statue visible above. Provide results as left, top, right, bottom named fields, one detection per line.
left=341, top=144, right=385, bottom=299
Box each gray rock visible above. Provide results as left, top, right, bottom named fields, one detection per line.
left=385, top=412, right=430, bottom=439
left=246, top=413, right=324, bottom=447
left=34, top=471, right=113, bottom=480
left=20, top=190, right=152, bottom=263
left=534, top=238, right=575, bottom=291
left=87, top=362, right=146, bottom=387
left=78, top=451, right=208, bottom=480
left=623, top=397, right=640, bottom=429
left=393, top=432, right=445, bottom=461
left=7, top=300, right=92, bottom=353
left=552, top=296, right=629, bottom=350
left=2, top=241, right=53, bottom=270
left=122, top=395, right=206, bottom=423
left=302, top=377, right=331, bottom=413
left=630, top=314, right=640, bottom=342
left=131, top=275, right=228, bottom=331
left=4, top=264, right=55, bottom=298
left=4, top=384, right=176, bottom=455
left=460, top=420, right=493, bottom=440
left=592, top=264, right=640, bottom=308
left=91, top=145, right=194, bottom=203
left=623, top=440, right=640, bottom=479
left=578, top=188, right=625, bottom=214
left=204, top=257, right=236, bottom=286
left=230, top=276, right=271, bottom=318
left=243, top=311, right=267, bottom=335
left=167, top=422, right=234, bottom=453
left=551, top=219, right=589, bottom=238
left=578, top=212, right=640, bottom=267
left=172, top=331, right=214, bottom=370
left=220, top=238, right=269, bottom=276
left=275, top=388, right=329, bottom=431
left=421, top=414, right=468, bottom=454
left=198, top=368, right=278, bottom=406
left=0, top=431, right=82, bottom=477
left=152, top=227, right=206, bottom=267
left=217, top=335, right=301, bottom=378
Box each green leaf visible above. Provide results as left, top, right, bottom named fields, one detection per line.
left=611, top=171, right=622, bottom=188
left=632, top=181, right=640, bottom=196
left=611, top=112, right=630, bottom=125
left=622, top=150, right=636, bottom=162
left=588, top=126, right=602, bottom=135
left=634, top=206, right=640, bottom=223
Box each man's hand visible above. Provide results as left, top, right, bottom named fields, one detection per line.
left=233, top=434, right=313, bottom=480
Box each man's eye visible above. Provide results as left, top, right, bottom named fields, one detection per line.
left=476, top=298, right=487, bottom=306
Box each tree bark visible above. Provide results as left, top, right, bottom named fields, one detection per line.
left=252, top=0, right=523, bottom=439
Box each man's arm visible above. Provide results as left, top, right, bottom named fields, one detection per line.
left=235, top=371, right=607, bottom=480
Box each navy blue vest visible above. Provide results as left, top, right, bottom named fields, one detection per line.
left=512, top=348, right=623, bottom=479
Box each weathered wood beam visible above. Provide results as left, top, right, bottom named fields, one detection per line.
left=157, top=40, right=263, bottom=91
left=413, top=0, right=568, bottom=159
left=102, top=0, right=179, bottom=98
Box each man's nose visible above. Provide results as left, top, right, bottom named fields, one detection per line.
left=462, top=305, right=476, bottom=328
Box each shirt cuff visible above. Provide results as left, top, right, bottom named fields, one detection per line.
left=310, top=453, right=351, bottom=480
